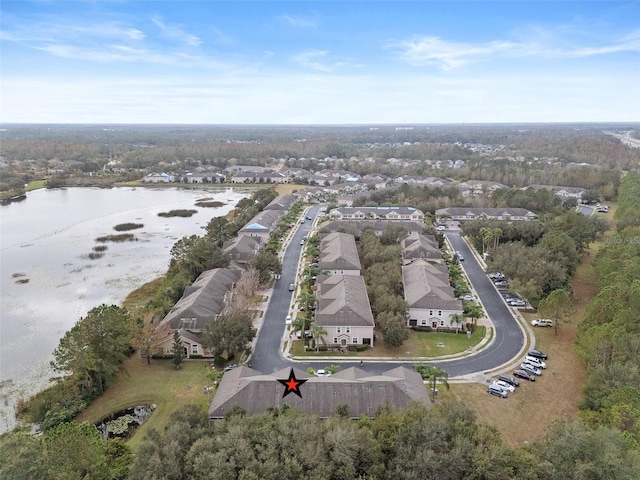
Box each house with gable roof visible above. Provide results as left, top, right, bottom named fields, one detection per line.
left=436, top=207, right=536, bottom=222
left=208, top=365, right=430, bottom=423
left=401, top=233, right=442, bottom=262
left=329, top=206, right=424, bottom=222
left=238, top=209, right=285, bottom=243
left=315, top=274, right=375, bottom=347
left=318, top=232, right=361, bottom=275
left=402, top=259, right=463, bottom=329
left=155, top=267, right=242, bottom=357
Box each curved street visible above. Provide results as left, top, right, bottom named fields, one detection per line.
left=250, top=209, right=526, bottom=379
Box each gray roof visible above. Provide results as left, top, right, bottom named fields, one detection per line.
left=401, top=233, right=442, bottom=261
left=159, top=268, right=242, bottom=331
left=318, top=232, right=361, bottom=271
left=332, top=206, right=424, bottom=217
left=223, top=235, right=262, bottom=262
left=239, top=210, right=285, bottom=233
left=402, top=259, right=462, bottom=311
left=209, top=366, right=430, bottom=420
left=263, top=194, right=298, bottom=210
left=315, top=275, right=374, bottom=327
left=436, top=207, right=535, bottom=218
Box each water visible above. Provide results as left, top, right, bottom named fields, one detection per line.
left=0, top=186, right=248, bottom=432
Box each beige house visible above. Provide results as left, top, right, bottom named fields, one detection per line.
left=436, top=207, right=536, bottom=222
left=330, top=206, right=424, bottom=222
left=318, top=232, right=361, bottom=275
left=320, top=220, right=426, bottom=237
left=402, top=259, right=463, bottom=329
left=315, top=274, right=374, bottom=347
left=155, top=267, right=242, bottom=357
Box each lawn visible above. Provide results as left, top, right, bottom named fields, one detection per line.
left=290, top=326, right=486, bottom=358
left=75, top=357, right=211, bottom=451
left=25, top=179, right=47, bottom=191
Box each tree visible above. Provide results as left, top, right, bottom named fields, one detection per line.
left=171, top=331, right=184, bottom=368
left=249, top=249, right=282, bottom=285
left=464, top=303, right=484, bottom=333
left=412, top=364, right=450, bottom=401
left=538, top=288, right=576, bottom=336
left=51, top=304, right=133, bottom=394
left=204, top=216, right=231, bottom=247
left=377, top=311, right=409, bottom=348
left=202, top=314, right=256, bottom=360
left=450, top=313, right=465, bottom=333
left=133, top=312, right=168, bottom=364
left=310, top=323, right=328, bottom=351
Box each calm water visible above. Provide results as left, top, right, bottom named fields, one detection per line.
left=0, top=186, right=248, bottom=432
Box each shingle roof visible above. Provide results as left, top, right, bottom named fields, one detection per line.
left=263, top=194, right=298, bottom=210
left=402, top=259, right=462, bottom=311
left=321, top=220, right=427, bottom=236
left=318, top=232, right=361, bottom=271
left=315, top=275, right=374, bottom=327
left=239, top=210, right=284, bottom=233
left=223, top=235, right=262, bottom=262
left=401, top=233, right=442, bottom=261
left=159, top=268, right=242, bottom=331
left=436, top=207, right=535, bottom=218
left=209, top=366, right=430, bottom=420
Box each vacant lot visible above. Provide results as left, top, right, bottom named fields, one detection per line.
left=440, top=247, right=597, bottom=448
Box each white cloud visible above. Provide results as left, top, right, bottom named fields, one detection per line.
left=151, top=16, right=202, bottom=47
left=279, top=14, right=318, bottom=28
left=391, top=29, right=640, bottom=70
left=292, top=50, right=350, bottom=72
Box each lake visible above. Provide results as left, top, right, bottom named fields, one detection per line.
left=0, top=186, right=249, bottom=432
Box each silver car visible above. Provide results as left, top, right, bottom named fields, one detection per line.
left=520, top=363, right=542, bottom=376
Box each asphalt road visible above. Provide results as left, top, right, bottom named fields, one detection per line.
left=250, top=220, right=526, bottom=379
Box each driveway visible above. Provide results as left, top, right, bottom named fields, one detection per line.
left=249, top=223, right=526, bottom=379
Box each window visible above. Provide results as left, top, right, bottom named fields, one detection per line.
left=439, top=320, right=445, bottom=326
left=346, top=326, right=351, bottom=333
left=352, top=338, right=358, bottom=344
left=191, top=344, right=198, bottom=354
left=337, top=327, right=341, bottom=333
left=438, top=310, right=442, bottom=316
left=333, top=337, right=338, bottom=344
left=421, top=319, right=427, bottom=326
left=429, top=310, right=433, bottom=316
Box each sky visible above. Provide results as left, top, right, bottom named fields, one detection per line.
left=1, top=1, right=639, bottom=124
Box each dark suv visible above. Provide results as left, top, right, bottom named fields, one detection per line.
left=498, top=374, right=519, bottom=387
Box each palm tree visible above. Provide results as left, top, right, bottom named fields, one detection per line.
left=450, top=313, right=465, bottom=333
left=491, top=227, right=502, bottom=251
left=465, top=303, right=484, bottom=333
left=310, top=323, right=328, bottom=352
left=413, top=364, right=449, bottom=401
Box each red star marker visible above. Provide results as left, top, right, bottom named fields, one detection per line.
left=277, top=368, right=308, bottom=398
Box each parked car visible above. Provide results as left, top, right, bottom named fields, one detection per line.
left=289, top=283, right=295, bottom=291
left=527, top=349, right=548, bottom=360
left=455, top=251, right=464, bottom=261
left=498, top=374, right=520, bottom=387
left=531, top=318, right=553, bottom=327
left=508, top=299, right=526, bottom=307
left=494, top=280, right=509, bottom=287
left=315, top=369, right=332, bottom=377
left=285, top=315, right=292, bottom=325
left=436, top=225, right=446, bottom=231
left=491, top=380, right=515, bottom=393
left=462, top=294, right=474, bottom=301
left=520, top=363, right=542, bottom=376
left=305, top=215, right=312, bottom=220
left=223, top=364, right=238, bottom=372
left=300, top=239, right=305, bottom=245
left=487, top=384, right=508, bottom=398
left=513, top=369, right=536, bottom=381
left=489, top=272, right=505, bottom=280
left=524, top=356, right=547, bottom=369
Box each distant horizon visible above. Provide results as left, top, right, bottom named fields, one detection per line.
left=2, top=1, right=639, bottom=124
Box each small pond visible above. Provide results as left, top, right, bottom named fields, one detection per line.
left=96, top=404, right=155, bottom=440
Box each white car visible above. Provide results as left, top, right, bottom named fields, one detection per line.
left=285, top=315, right=292, bottom=325
left=524, top=356, right=546, bottom=369
left=490, top=380, right=515, bottom=393
left=314, top=369, right=332, bottom=377
left=531, top=318, right=553, bottom=327
left=436, top=225, right=446, bottom=231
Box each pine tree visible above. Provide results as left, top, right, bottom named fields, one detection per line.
left=171, top=331, right=184, bottom=369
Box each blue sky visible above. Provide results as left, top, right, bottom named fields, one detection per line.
left=1, top=1, right=639, bottom=124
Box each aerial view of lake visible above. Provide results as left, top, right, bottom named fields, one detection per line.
left=0, top=186, right=249, bottom=432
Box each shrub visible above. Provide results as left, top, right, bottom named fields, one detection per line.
left=113, top=223, right=144, bottom=231
left=355, top=344, right=369, bottom=352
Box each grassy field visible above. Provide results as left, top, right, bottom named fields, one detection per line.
left=25, top=179, right=47, bottom=191
left=290, top=326, right=487, bottom=357
left=75, top=358, right=211, bottom=451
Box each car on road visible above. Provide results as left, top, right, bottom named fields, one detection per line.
left=487, top=384, right=508, bottom=398
left=491, top=380, right=515, bottom=393
left=315, top=369, right=332, bottom=377
left=498, top=374, right=520, bottom=387
left=285, top=315, right=292, bottom=324
left=436, top=225, right=446, bottom=231
left=524, top=356, right=546, bottom=369
left=513, top=369, right=536, bottom=381
left=289, top=283, right=295, bottom=291
left=300, top=239, right=305, bottom=245
left=527, top=349, right=548, bottom=360
left=508, top=299, right=526, bottom=307
left=520, top=363, right=542, bottom=376
left=306, top=215, right=312, bottom=220
left=531, top=318, right=553, bottom=327
left=455, top=251, right=464, bottom=261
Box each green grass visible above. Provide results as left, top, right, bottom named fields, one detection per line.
left=75, top=358, right=211, bottom=451
left=25, top=179, right=47, bottom=191
left=291, top=326, right=486, bottom=357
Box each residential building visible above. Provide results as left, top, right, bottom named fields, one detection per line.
left=330, top=206, right=424, bottom=222
left=402, top=259, right=463, bottom=328
left=522, top=184, right=586, bottom=200
left=142, top=172, right=174, bottom=183
left=209, top=366, right=430, bottom=423
left=401, top=233, right=442, bottom=262
left=318, top=232, right=361, bottom=275
left=315, top=274, right=374, bottom=347
left=436, top=207, right=536, bottom=222
left=230, top=171, right=288, bottom=184
left=182, top=172, right=226, bottom=183
left=320, top=220, right=426, bottom=238
left=223, top=235, right=263, bottom=263
left=263, top=194, right=298, bottom=210
left=238, top=210, right=285, bottom=243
